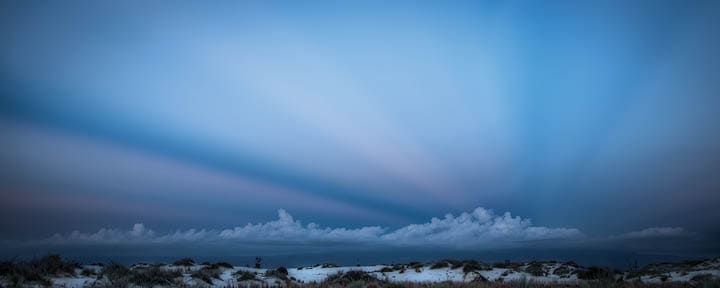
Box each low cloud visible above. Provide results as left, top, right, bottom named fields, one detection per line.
left=218, top=209, right=386, bottom=243
left=45, top=224, right=212, bottom=244
left=380, top=208, right=583, bottom=247
left=37, top=208, right=691, bottom=249
left=611, top=227, right=690, bottom=240
left=38, top=207, right=584, bottom=248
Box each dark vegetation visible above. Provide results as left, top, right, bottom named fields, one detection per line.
left=265, top=267, right=290, bottom=281
left=1, top=255, right=719, bottom=287
left=191, top=265, right=221, bottom=284
left=430, top=259, right=492, bottom=273
left=234, top=269, right=259, bottom=281
left=190, top=261, right=235, bottom=284
left=493, top=261, right=524, bottom=270
left=623, top=259, right=715, bottom=282
left=99, top=262, right=132, bottom=287
left=577, top=267, right=617, bottom=280
left=324, top=270, right=382, bottom=286
left=276, top=279, right=720, bottom=288
left=98, top=262, right=183, bottom=287
left=462, top=260, right=492, bottom=273
left=213, top=261, right=234, bottom=269
left=377, top=263, right=426, bottom=274
left=0, top=254, right=79, bottom=287
left=524, top=262, right=548, bottom=277
left=129, top=265, right=183, bottom=286
left=173, top=257, right=196, bottom=266
left=553, top=264, right=576, bottom=278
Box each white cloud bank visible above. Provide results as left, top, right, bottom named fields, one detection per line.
left=39, top=207, right=584, bottom=248
left=38, top=207, right=689, bottom=248
left=611, top=227, right=690, bottom=240
left=380, top=208, right=583, bottom=247
left=218, top=209, right=386, bottom=243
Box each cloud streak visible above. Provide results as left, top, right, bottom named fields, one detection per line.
left=610, top=227, right=691, bottom=240
left=36, top=207, right=587, bottom=248
left=380, top=208, right=583, bottom=247
left=218, top=209, right=386, bottom=243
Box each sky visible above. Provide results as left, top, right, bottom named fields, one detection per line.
left=1, top=0, right=720, bottom=264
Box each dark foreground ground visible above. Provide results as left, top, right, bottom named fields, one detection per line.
left=1, top=255, right=719, bottom=287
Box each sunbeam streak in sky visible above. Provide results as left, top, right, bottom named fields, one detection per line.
left=1, top=0, right=719, bottom=262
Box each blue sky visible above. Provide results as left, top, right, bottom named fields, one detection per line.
left=1, top=0, right=719, bottom=260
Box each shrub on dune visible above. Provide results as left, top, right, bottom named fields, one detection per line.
left=100, top=262, right=132, bottom=287
left=524, top=262, right=547, bottom=277
left=131, top=265, right=183, bottom=286
left=0, top=254, right=80, bottom=287
left=265, top=267, right=289, bottom=281
left=325, top=270, right=381, bottom=286
left=234, top=269, right=258, bottom=281
left=191, top=266, right=221, bottom=284
left=172, top=258, right=195, bottom=266
left=211, top=261, right=234, bottom=269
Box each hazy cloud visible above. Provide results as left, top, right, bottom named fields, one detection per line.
left=46, top=224, right=158, bottom=244
left=611, top=227, right=690, bottom=240
left=36, top=207, right=590, bottom=248
left=380, top=208, right=583, bottom=247
left=218, top=209, right=386, bottom=243
left=37, top=209, right=690, bottom=248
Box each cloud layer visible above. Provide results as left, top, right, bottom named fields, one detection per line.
left=380, top=208, right=583, bottom=247
left=37, top=207, right=587, bottom=248
left=218, top=209, right=386, bottom=243
left=34, top=207, right=693, bottom=250
left=611, top=227, right=690, bottom=240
